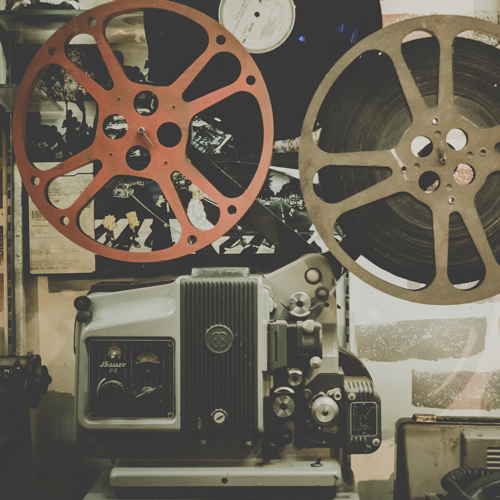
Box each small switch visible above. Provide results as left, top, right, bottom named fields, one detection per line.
left=107, top=346, right=121, bottom=360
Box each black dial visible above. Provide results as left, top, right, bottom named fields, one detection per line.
left=97, top=379, right=127, bottom=406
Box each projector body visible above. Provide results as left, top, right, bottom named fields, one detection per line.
left=74, top=254, right=380, bottom=498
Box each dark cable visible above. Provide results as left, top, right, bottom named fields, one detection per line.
left=441, top=468, right=494, bottom=500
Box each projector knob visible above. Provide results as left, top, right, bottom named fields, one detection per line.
left=311, top=396, right=339, bottom=427
left=272, top=394, right=295, bottom=418
left=74, top=295, right=91, bottom=311
left=97, top=380, right=126, bottom=405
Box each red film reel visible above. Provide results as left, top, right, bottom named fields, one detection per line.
left=13, top=0, right=273, bottom=262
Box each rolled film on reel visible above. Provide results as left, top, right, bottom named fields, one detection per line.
left=299, top=16, right=500, bottom=305
left=13, top=0, right=273, bottom=263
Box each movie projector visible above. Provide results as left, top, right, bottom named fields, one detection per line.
left=13, top=0, right=500, bottom=498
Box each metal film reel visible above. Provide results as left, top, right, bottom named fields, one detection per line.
left=300, top=16, right=500, bottom=304
left=13, top=0, right=273, bottom=262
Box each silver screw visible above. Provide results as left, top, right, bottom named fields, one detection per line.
left=212, top=410, right=227, bottom=424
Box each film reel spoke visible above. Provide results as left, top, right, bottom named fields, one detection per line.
left=57, top=56, right=108, bottom=104
left=38, top=148, right=97, bottom=186
left=437, top=35, right=456, bottom=110
left=177, top=155, right=232, bottom=210
left=155, top=176, right=191, bottom=230
left=459, top=204, right=498, bottom=270
left=386, top=47, right=428, bottom=119
left=431, top=207, right=451, bottom=278
left=188, top=79, right=249, bottom=117
left=171, top=46, right=218, bottom=95
left=311, top=149, right=398, bottom=177
left=65, top=168, right=112, bottom=220
left=92, top=30, right=127, bottom=85
left=328, top=175, right=402, bottom=218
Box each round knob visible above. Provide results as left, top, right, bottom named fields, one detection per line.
left=310, top=356, right=322, bottom=369
left=273, top=395, right=295, bottom=418
left=305, top=268, right=322, bottom=285
left=288, top=368, right=303, bottom=387
left=76, top=311, right=92, bottom=324
left=311, top=396, right=339, bottom=426
left=212, top=409, right=228, bottom=425
left=289, top=292, right=311, bottom=317
left=74, top=295, right=91, bottom=311
left=75, top=295, right=92, bottom=323
left=97, top=379, right=127, bottom=405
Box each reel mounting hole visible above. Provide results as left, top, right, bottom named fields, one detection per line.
left=453, top=163, right=475, bottom=185
left=103, top=115, right=127, bottom=139
left=446, top=129, right=468, bottom=151
left=31, top=177, right=40, bottom=186
left=134, top=91, right=158, bottom=116
left=188, top=235, right=197, bottom=245
left=227, top=205, right=236, bottom=214
left=60, top=216, right=70, bottom=226
left=126, top=146, right=151, bottom=171
left=157, top=122, right=182, bottom=147
left=419, top=171, right=440, bottom=193
left=495, top=142, right=500, bottom=154
left=216, top=35, right=226, bottom=45
left=411, top=136, right=433, bottom=157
